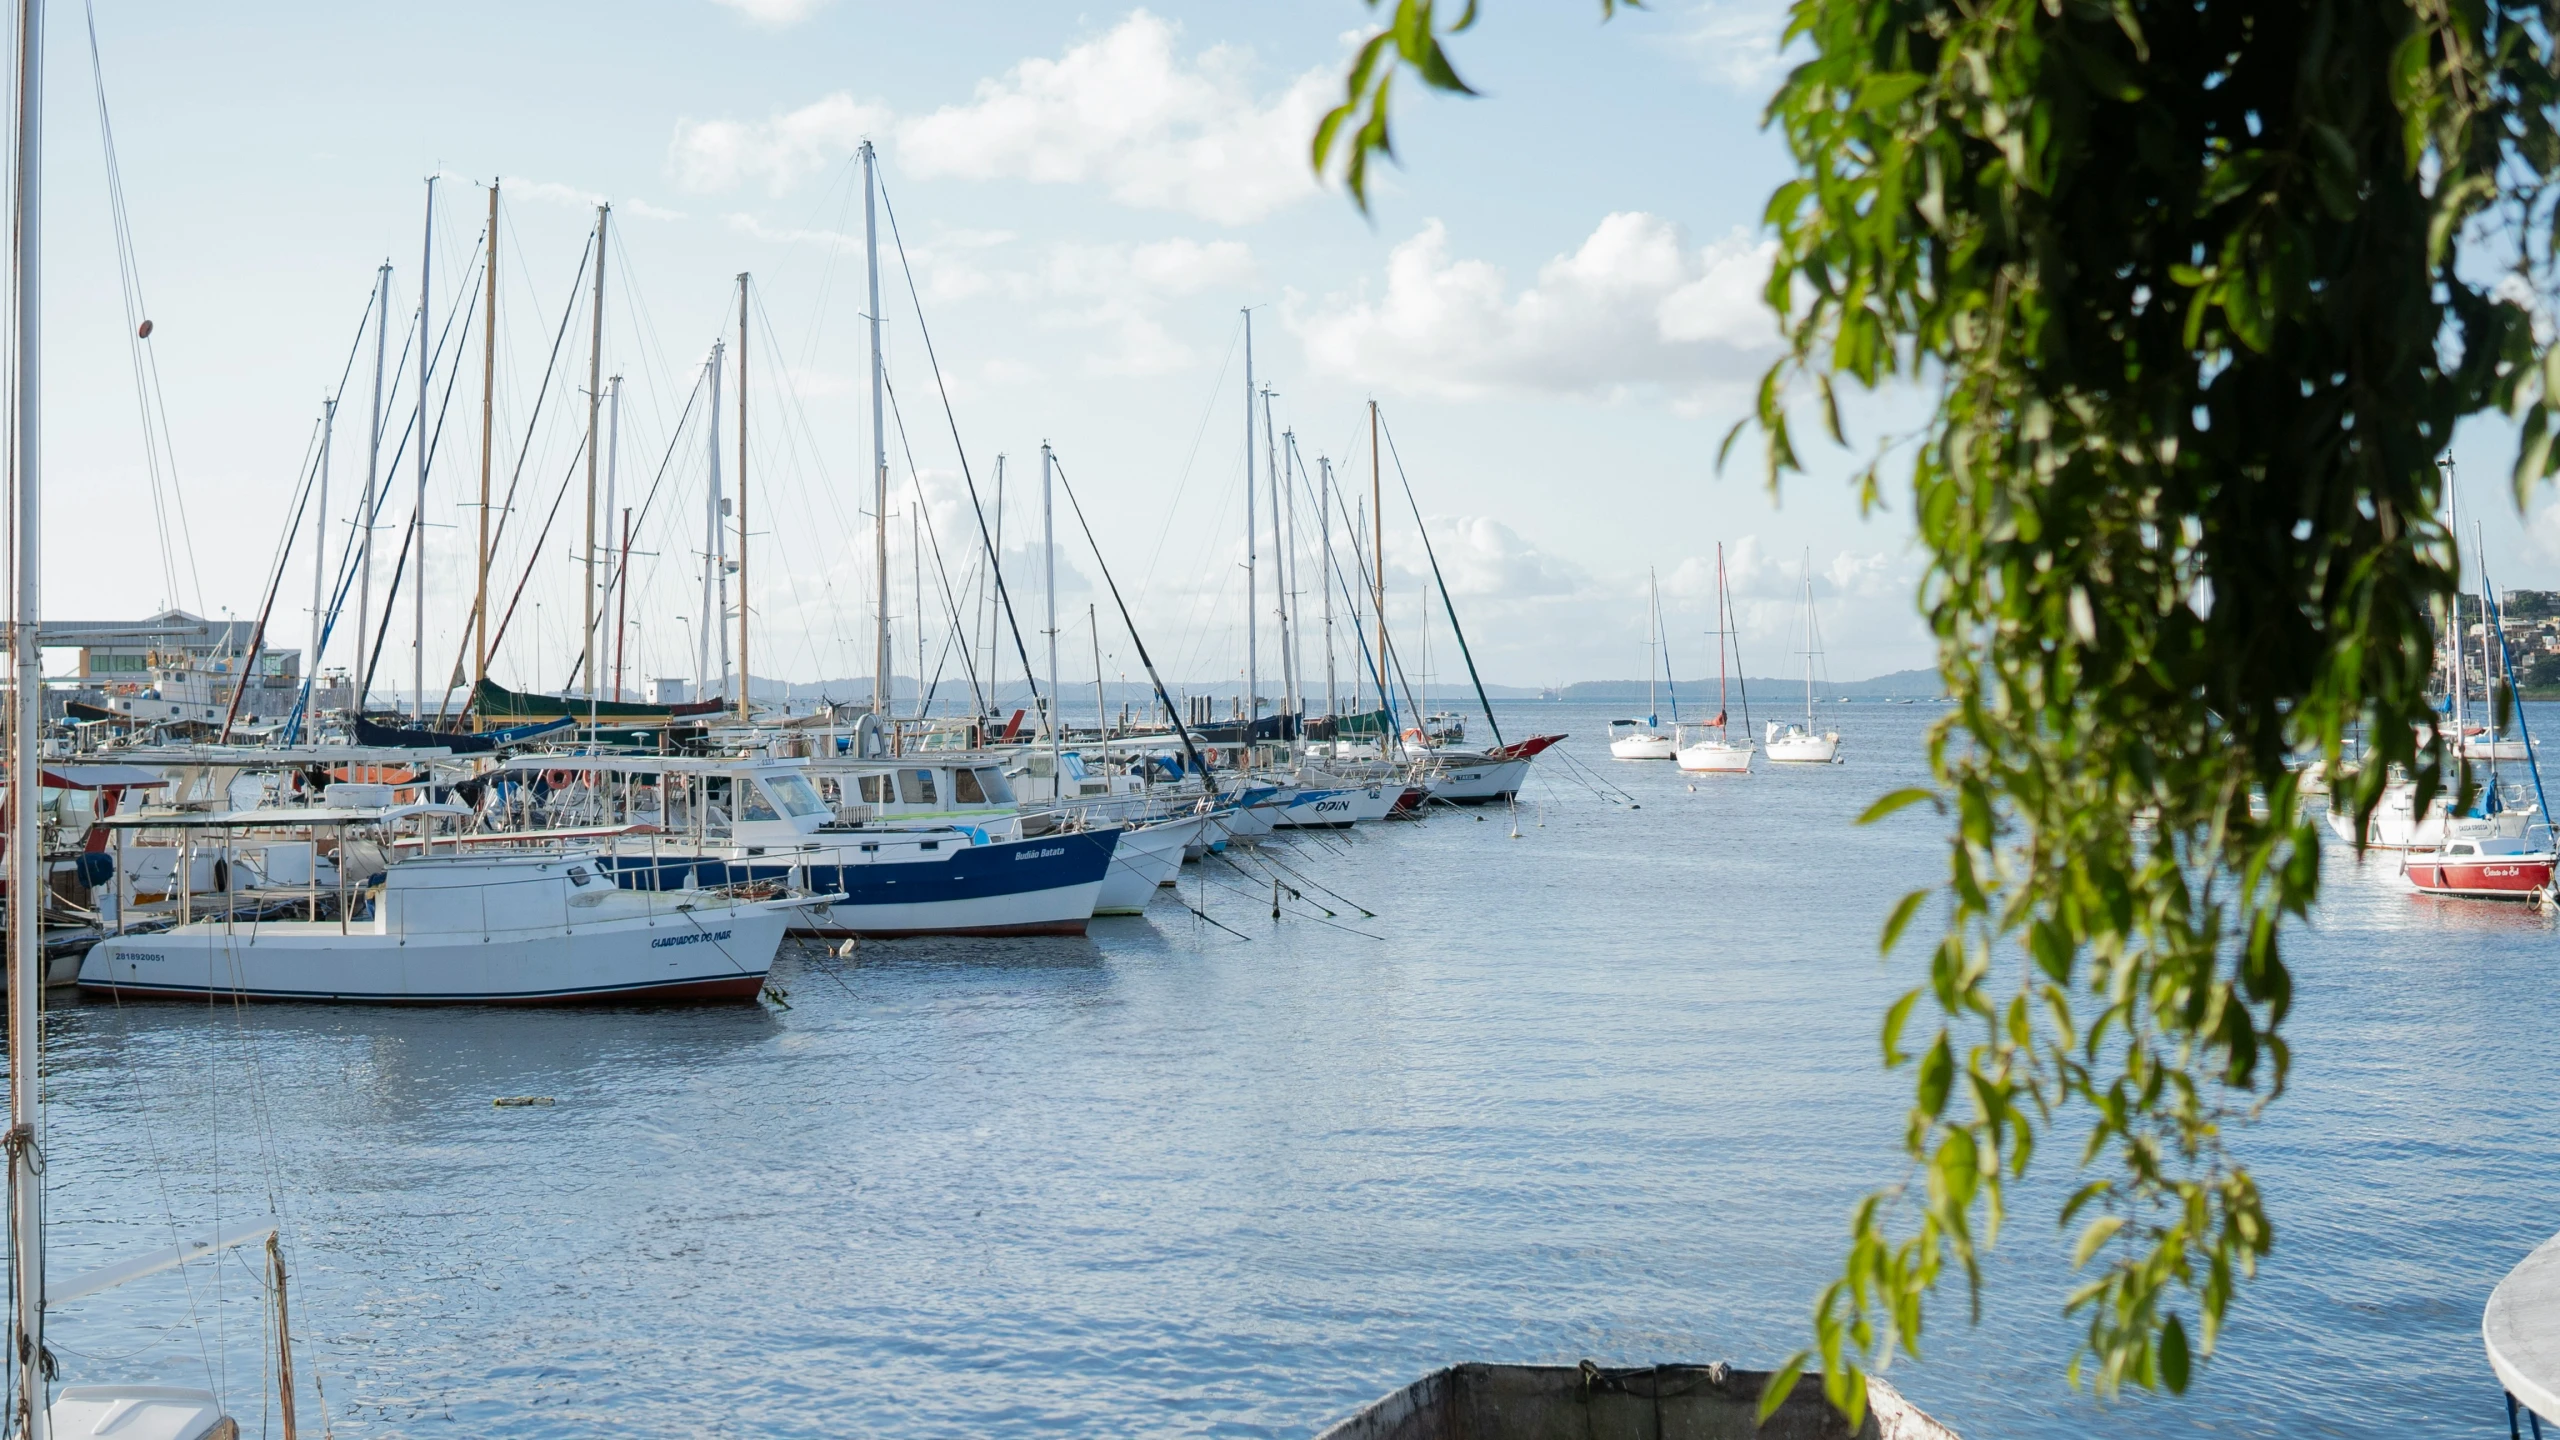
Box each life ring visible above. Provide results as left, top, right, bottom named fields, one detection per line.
left=543, top=769, right=580, bottom=790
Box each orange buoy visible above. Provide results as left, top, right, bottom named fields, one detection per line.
left=136, top=319, right=152, bottom=338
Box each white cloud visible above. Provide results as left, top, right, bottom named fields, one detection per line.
left=1291, top=213, right=1782, bottom=410
left=896, top=10, right=1330, bottom=224
left=709, top=0, right=833, bottom=26
left=498, top=177, right=686, bottom=221
left=1662, top=0, right=1797, bottom=93
left=669, top=93, right=890, bottom=196
left=1387, top=517, right=1586, bottom=600
left=667, top=11, right=1331, bottom=223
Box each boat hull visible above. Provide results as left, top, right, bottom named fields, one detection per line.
left=2405, top=854, right=2556, bottom=898
left=1424, top=758, right=1532, bottom=804
left=1608, top=735, right=1676, bottom=760
left=1273, top=785, right=1398, bottom=828
left=1675, top=744, right=1753, bottom=773
left=76, top=905, right=791, bottom=1004
left=1095, top=817, right=1200, bottom=914
left=1766, top=731, right=1840, bottom=763
left=635, top=830, right=1118, bottom=939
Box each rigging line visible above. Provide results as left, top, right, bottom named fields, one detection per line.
left=479, top=434, right=593, bottom=697
left=359, top=250, right=485, bottom=706
left=551, top=363, right=709, bottom=710
left=1317, top=476, right=1403, bottom=726
left=1047, top=455, right=1220, bottom=793
left=218, top=415, right=330, bottom=740
left=873, top=165, right=1040, bottom=701
left=748, top=283, right=866, bottom=680
left=1374, top=409, right=1505, bottom=751
left=434, top=232, right=596, bottom=723
left=474, top=230, right=593, bottom=605
left=881, top=368, right=985, bottom=714
left=1137, top=312, right=1243, bottom=606
left=83, top=0, right=193, bottom=608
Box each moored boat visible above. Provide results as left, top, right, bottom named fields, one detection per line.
left=82, top=846, right=813, bottom=1003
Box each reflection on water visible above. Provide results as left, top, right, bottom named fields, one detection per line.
left=16, top=702, right=2560, bottom=1437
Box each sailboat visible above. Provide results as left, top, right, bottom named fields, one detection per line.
left=6, top=5, right=262, bottom=1432
left=1609, top=569, right=1677, bottom=760
left=1765, top=556, right=1841, bottom=763
left=1675, top=543, right=1752, bottom=774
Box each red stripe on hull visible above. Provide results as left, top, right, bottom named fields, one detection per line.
left=788, top=920, right=1091, bottom=940
left=74, top=973, right=770, bottom=1005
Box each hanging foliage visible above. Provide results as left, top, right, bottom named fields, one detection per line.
left=1318, top=0, right=2560, bottom=1422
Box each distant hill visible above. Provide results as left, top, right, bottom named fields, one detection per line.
left=1556, top=668, right=1943, bottom=702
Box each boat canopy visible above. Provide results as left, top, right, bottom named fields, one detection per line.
left=496, top=754, right=812, bottom=777
left=96, top=800, right=471, bottom=829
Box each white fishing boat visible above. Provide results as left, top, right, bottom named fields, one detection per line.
left=1610, top=569, right=1681, bottom=760
left=1765, top=558, right=1840, bottom=763
left=82, top=833, right=814, bottom=1003
left=1271, top=781, right=1400, bottom=827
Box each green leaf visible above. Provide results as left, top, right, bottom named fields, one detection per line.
left=1880, top=889, right=1930, bottom=954
left=1881, top=988, right=1923, bottom=1065
left=2072, top=1214, right=2125, bottom=1270
left=2159, top=1313, right=2191, bottom=1393
left=1916, top=1033, right=1954, bottom=1118
left=1858, top=787, right=1936, bottom=825
left=1755, top=1352, right=1809, bottom=1423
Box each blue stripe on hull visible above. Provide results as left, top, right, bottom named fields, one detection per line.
left=605, top=831, right=1117, bottom=911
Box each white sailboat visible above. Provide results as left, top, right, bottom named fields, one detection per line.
left=1675, top=542, right=1753, bottom=775
left=1766, top=557, right=1841, bottom=764
left=1609, top=569, right=1678, bottom=760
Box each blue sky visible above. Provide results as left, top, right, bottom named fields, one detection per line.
left=29, top=2, right=2553, bottom=693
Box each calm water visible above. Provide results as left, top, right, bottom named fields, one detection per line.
left=21, top=700, right=2560, bottom=1437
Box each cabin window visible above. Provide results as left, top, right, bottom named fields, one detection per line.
left=767, top=775, right=829, bottom=818
left=977, top=768, right=1016, bottom=804
left=952, top=768, right=986, bottom=804
left=857, top=774, right=892, bottom=805
left=898, top=769, right=938, bottom=805
left=704, top=777, right=732, bottom=814
left=2451, top=843, right=2477, bottom=856
left=739, top=782, right=780, bottom=822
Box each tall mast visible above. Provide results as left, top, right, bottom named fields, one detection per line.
left=735, top=272, right=749, bottom=721
left=1802, top=555, right=1815, bottom=726
left=1319, top=456, right=1337, bottom=723
left=1352, top=495, right=1366, bottom=713
left=863, top=139, right=888, bottom=720
left=700, top=342, right=723, bottom=696
left=988, top=454, right=1005, bottom=711
left=474, top=180, right=497, bottom=717
left=1647, top=568, right=1659, bottom=726
left=1090, top=603, right=1106, bottom=740
left=359, top=260, right=387, bottom=713
left=914, top=507, right=925, bottom=720
left=1242, top=309, right=1258, bottom=724
left=1042, top=443, right=1060, bottom=783
left=312, top=395, right=334, bottom=691
left=413, top=174, right=433, bottom=720
left=1716, top=542, right=1730, bottom=728
left=7, top=0, right=44, bottom=1424
left=613, top=506, right=631, bottom=702
left=582, top=203, right=608, bottom=700
left=1369, top=399, right=1385, bottom=742
left=1269, top=408, right=1294, bottom=756
left=601, top=374, right=621, bottom=699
